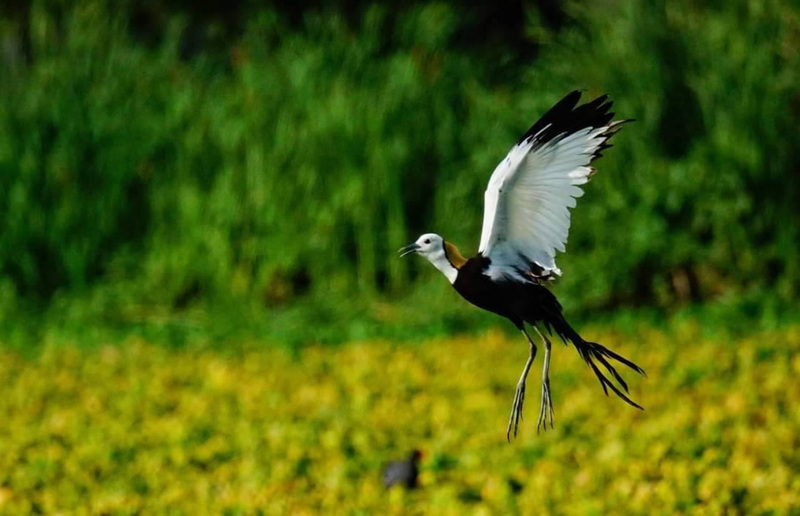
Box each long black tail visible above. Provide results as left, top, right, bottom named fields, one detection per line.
left=543, top=315, right=646, bottom=410
left=572, top=336, right=645, bottom=409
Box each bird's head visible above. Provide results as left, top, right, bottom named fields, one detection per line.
left=399, top=233, right=465, bottom=284
left=398, top=233, right=444, bottom=260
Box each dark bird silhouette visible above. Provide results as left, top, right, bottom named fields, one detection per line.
left=382, top=450, right=422, bottom=489
left=399, top=91, right=645, bottom=440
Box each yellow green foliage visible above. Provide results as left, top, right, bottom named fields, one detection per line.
left=0, top=324, right=798, bottom=513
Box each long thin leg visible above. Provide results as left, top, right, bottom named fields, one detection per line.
left=506, top=328, right=538, bottom=441
left=534, top=326, right=555, bottom=432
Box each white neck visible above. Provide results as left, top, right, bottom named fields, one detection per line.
left=425, top=249, right=459, bottom=284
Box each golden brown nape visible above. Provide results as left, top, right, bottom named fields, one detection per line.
left=443, top=241, right=467, bottom=269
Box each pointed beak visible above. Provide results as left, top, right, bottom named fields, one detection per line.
left=398, top=243, right=420, bottom=258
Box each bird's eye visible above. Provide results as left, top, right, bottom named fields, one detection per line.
left=424, top=239, right=431, bottom=244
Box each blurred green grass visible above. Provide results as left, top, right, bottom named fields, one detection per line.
left=0, top=2, right=798, bottom=512
left=1, top=0, right=798, bottom=337
left=0, top=323, right=797, bottom=513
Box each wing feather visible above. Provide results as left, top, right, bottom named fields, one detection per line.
left=478, top=91, right=630, bottom=282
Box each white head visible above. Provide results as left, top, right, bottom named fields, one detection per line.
left=398, top=233, right=462, bottom=284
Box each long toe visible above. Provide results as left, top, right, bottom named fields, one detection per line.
left=537, top=391, right=545, bottom=433
left=506, top=383, right=526, bottom=441
left=537, top=383, right=553, bottom=433
left=506, top=400, right=518, bottom=441
left=506, top=394, right=517, bottom=441
left=536, top=382, right=555, bottom=432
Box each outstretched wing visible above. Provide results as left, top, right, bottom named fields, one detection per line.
left=478, top=91, right=629, bottom=282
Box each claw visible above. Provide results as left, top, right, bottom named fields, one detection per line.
left=506, top=327, right=539, bottom=442
left=534, top=326, right=555, bottom=433
left=506, top=380, right=527, bottom=441
left=536, top=379, right=555, bottom=432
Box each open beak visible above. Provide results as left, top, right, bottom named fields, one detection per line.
left=398, top=243, right=420, bottom=258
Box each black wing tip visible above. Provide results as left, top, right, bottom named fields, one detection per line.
left=519, top=90, right=627, bottom=147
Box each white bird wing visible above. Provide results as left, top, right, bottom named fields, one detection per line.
left=478, top=91, right=629, bottom=282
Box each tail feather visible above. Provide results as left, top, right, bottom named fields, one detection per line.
left=585, top=355, right=644, bottom=410
left=524, top=283, right=645, bottom=409
left=579, top=341, right=644, bottom=409
left=592, top=351, right=630, bottom=391
left=553, top=317, right=645, bottom=409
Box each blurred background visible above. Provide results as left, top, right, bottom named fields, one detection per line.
left=1, top=0, right=798, bottom=346
left=0, top=0, right=799, bottom=513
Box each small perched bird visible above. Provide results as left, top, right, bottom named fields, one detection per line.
left=400, top=91, right=645, bottom=440
left=382, top=450, right=423, bottom=489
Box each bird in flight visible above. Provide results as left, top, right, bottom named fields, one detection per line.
left=399, top=91, right=645, bottom=440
